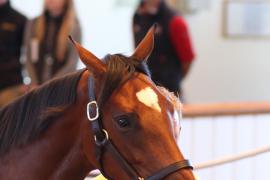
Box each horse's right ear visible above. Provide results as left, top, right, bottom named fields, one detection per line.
left=69, top=36, right=106, bottom=75
left=132, top=24, right=156, bottom=62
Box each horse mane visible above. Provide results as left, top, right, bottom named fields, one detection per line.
left=0, top=70, right=85, bottom=155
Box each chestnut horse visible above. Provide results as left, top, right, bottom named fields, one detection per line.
left=0, top=26, right=195, bottom=180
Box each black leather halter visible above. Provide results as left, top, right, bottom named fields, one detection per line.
left=87, top=75, right=193, bottom=180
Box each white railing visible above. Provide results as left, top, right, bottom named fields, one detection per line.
left=180, top=102, right=270, bottom=180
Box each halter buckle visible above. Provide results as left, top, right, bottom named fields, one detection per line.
left=87, top=101, right=99, bottom=121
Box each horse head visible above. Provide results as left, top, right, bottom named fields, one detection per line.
left=70, top=25, right=195, bottom=180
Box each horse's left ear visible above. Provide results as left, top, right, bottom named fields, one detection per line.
left=132, top=24, right=156, bottom=62
left=69, top=36, right=106, bottom=75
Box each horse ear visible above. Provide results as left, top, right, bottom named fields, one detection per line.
left=69, top=36, right=106, bottom=74
left=132, top=24, right=156, bottom=62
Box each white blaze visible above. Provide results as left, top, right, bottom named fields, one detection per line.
left=136, top=87, right=161, bottom=112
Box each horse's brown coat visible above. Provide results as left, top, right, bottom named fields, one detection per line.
left=0, top=26, right=195, bottom=180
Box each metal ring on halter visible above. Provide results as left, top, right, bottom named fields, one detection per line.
left=87, top=101, right=99, bottom=121
left=94, top=129, right=109, bottom=146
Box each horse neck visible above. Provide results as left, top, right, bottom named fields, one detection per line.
left=44, top=76, right=95, bottom=180
left=48, top=134, right=92, bottom=180
left=52, top=71, right=96, bottom=179
left=0, top=71, right=95, bottom=180
left=0, top=103, right=92, bottom=180
left=38, top=103, right=92, bottom=180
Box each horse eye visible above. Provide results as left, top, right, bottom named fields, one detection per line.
left=116, top=118, right=130, bottom=128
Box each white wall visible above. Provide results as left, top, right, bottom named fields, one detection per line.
left=183, top=0, right=270, bottom=103
left=11, top=0, right=270, bottom=104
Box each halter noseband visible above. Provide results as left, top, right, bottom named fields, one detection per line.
left=87, top=75, right=193, bottom=180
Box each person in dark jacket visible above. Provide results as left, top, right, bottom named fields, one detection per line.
left=23, top=0, right=81, bottom=86
left=0, top=0, right=27, bottom=107
left=133, top=0, right=195, bottom=96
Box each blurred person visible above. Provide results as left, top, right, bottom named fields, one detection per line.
left=133, top=0, right=195, bottom=96
left=0, top=0, right=27, bottom=107
left=23, top=0, right=81, bottom=86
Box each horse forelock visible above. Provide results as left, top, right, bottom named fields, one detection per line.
left=98, top=54, right=150, bottom=108
left=99, top=54, right=181, bottom=113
